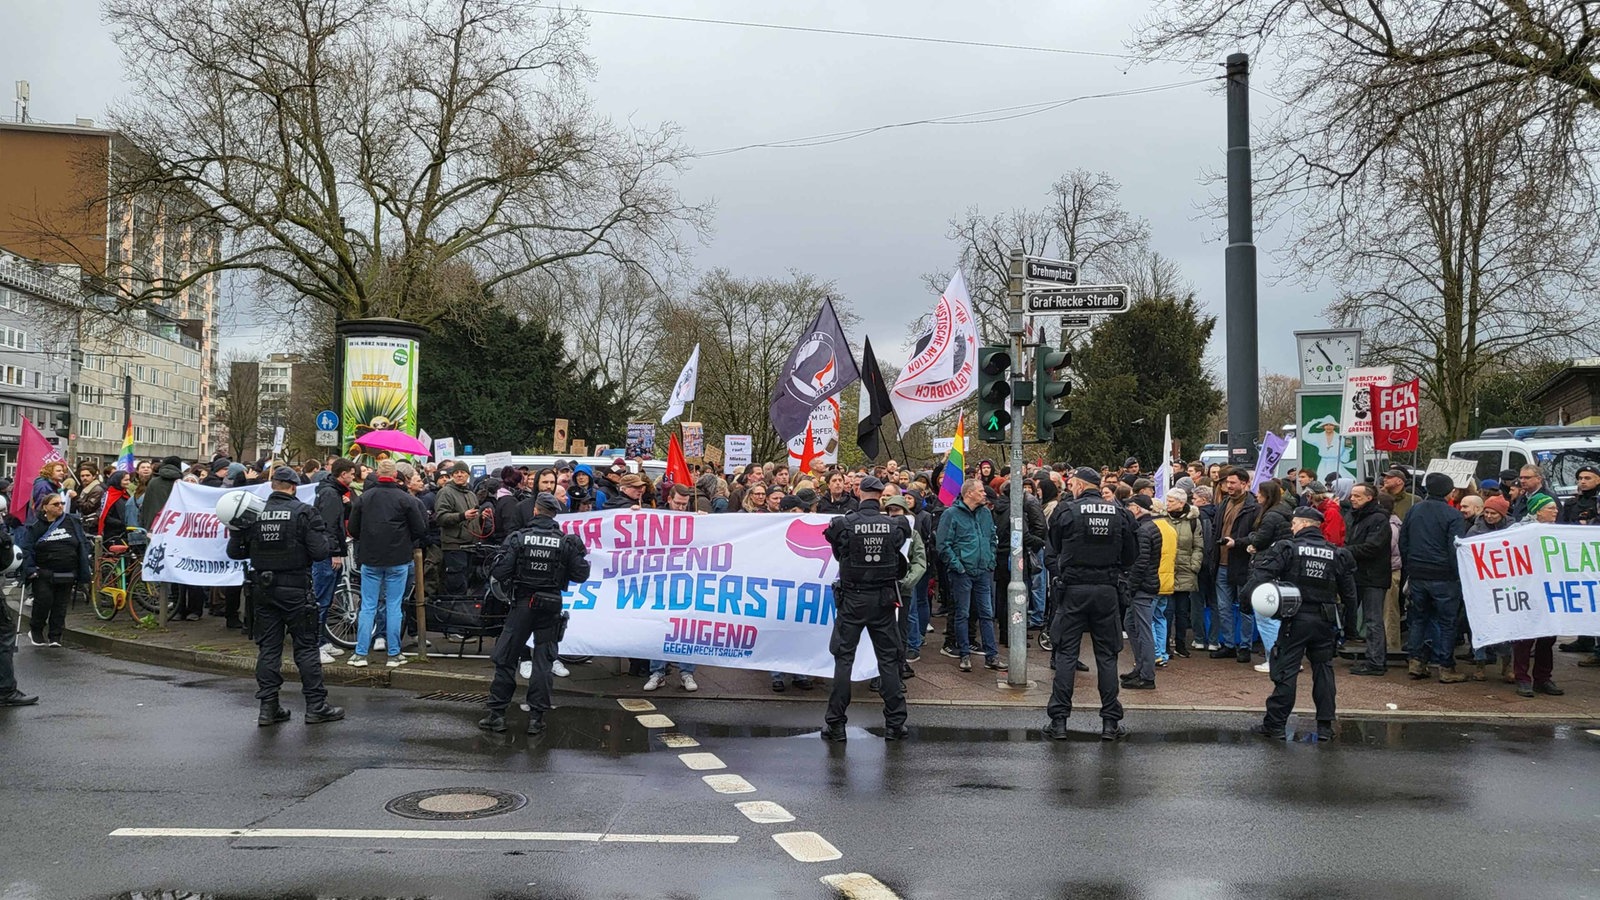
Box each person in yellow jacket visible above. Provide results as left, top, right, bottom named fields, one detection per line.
left=1122, top=495, right=1177, bottom=689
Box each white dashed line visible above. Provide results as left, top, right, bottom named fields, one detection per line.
left=735, top=801, right=794, bottom=824
left=635, top=713, right=675, bottom=728
left=657, top=733, right=700, bottom=748
left=701, top=774, right=757, bottom=794
left=110, top=827, right=737, bottom=844
left=677, top=752, right=726, bottom=770
left=773, top=831, right=842, bottom=862
left=617, top=699, right=656, bottom=712
left=820, top=872, right=902, bottom=898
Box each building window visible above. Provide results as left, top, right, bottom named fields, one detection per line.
left=1, top=366, right=22, bottom=386
left=0, top=327, right=26, bottom=350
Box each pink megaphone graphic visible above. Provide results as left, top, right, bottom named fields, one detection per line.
left=785, top=519, right=835, bottom=577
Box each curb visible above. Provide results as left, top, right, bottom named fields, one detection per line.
left=57, top=620, right=1600, bottom=723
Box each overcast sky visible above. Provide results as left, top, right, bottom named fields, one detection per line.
left=2, top=0, right=1328, bottom=377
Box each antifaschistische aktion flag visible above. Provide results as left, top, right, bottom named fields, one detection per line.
left=769, top=299, right=859, bottom=441
left=891, top=270, right=979, bottom=436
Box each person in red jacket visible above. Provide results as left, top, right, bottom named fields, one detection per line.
left=1309, top=483, right=1346, bottom=546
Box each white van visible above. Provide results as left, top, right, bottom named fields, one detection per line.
left=1447, top=426, right=1600, bottom=500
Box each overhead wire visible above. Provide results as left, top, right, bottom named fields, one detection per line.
left=572, top=6, right=1211, bottom=64
left=689, top=78, right=1217, bottom=158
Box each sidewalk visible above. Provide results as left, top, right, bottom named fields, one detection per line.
left=28, top=598, right=1600, bottom=720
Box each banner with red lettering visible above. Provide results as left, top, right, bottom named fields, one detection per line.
left=557, top=509, right=878, bottom=680
left=141, top=480, right=317, bottom=586
left=1458, top=525, right=1600, bottom=646
left=1373, top=378, right=1420, bottom=453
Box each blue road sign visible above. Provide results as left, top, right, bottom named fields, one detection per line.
left=315, top=410, right=339, bottom=432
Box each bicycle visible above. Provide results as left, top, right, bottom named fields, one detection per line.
left=93, top=529, right=160, bottom=622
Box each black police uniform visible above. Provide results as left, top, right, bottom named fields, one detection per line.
left=1244, top=524, right=1357, bottom=736
left=1044, top=487, right=1138, bottom=736
left=224, top=488, right=339, bottom=724
left=822, top=498, right=913, bottom=738
left=483, top=513, right=589, bottom=732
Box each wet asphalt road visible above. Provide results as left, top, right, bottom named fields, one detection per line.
left=2, top=644, right=1599, bottom=900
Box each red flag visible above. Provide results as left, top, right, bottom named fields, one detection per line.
left=11, top=418, right=64, bottom=522
left=1373, top=379, right=1420, bottom=452
left=796, top=419, right=822, bottom=476
left=666, top=432, right=692, bottom=488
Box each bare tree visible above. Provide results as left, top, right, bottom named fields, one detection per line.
left=1307, top=84, right=1600, bottom=442
left=222, top=354, right=261, bottom=461
left=1136, top=1, right=1600, bottom=186
left=1048, top=170, right=1151, bottom=283
left=98, top=0, right=707, bottom=325
left=1258, top=373, right=1300, bottom=435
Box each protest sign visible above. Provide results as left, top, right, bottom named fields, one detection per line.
left=1249, top=432, right=1289, bottom=491
left=142, top=481, right=318, bottom=587
left=681, top=422, right=705, bottom=461
left=723, top=435, right=753, bottom=474
left=626, top=423, right=656, bottom=457
left=553, top=418, right=570, bottom=453
left=1339, top=366, right=1392, bottom=437
left=433, top=437, right=456, bottom=459
left=557, top=509, right=874, bottom=679
left=1459, top=525, right=1600, bottom=646
left=484, top=451, right=514, bottom=472
left=1373, top=379, right=1420, bottom=452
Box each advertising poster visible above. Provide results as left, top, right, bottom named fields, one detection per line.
left=341, top=335, right=419, bottom=450
left=1298, top=392, right=1357, bottom=482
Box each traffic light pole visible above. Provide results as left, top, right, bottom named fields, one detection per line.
left=1004, top=249, right=1029, bottom=686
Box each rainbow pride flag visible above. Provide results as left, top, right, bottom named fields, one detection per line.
left=116, top=417, right=135, bottom=473
left=937, top=413, right=965, bottom=506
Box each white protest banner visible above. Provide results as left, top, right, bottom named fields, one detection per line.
left=1426, top=457, right=1479, bottom=489
left=724, top=435, right=752, bottom=474
left=786, top=397, right=840, bottom=468
left=484, top=451, right=514, bottom=472
left=557, top=509, right=875, bottom=680
left=931, top=436, right=969, bottom=455
left=1339, top=366, right=1392, bottom=437
left=1459, top=525, right=1600, bottom=647
left=141, top=481, right=318, bottom=587
left=434, top=437, right=456, bottom=460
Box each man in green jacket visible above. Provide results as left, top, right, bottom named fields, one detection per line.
left=936, top=480, right=1002, bottom=673
left=432, top=462, right=481, bottom=595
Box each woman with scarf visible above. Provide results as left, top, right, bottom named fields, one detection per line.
left=97, top=471, right=133, bottom=550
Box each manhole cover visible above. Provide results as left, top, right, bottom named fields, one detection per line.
left=385, top=788, right=527, bottom=821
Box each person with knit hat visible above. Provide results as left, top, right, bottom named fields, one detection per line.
left=1399, top=473, right=1469, bottom=683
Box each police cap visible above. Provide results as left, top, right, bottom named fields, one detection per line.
left=534, top=492, right=564, bottom=515
left=858, top=475, right=885, bottom=494
left=270, top=466, right=299, bottom=485
left=1292, top=506, right=1324, bottom=523
left=1071, top=466, right=1101, bottom=487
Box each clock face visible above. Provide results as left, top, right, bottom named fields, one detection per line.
left=1302, top=337, right=1355, bottom=383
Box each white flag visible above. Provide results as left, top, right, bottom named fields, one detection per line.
left=661, top=344, right=700, bottom=424
left=890, top=270, right=979, bottom=436
left=1154, top=414, right=1172, bottom=503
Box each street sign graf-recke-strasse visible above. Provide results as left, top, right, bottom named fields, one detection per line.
left=1025, top=284, right=1129, bottom=315
left=1024, top=256, right=1078, bottom=286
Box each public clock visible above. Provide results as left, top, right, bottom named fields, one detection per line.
left=1297, top=332, right=1358, bottom=385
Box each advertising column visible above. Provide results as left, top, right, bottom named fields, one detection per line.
left=334, top=318, right=429, bottom=453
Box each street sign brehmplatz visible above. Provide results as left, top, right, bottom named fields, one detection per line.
left=1024, top=284, right=1129, bottom=315
left=1024, top=256, right=1078, bottom=286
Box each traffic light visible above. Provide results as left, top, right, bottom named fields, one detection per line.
left=977, top=346, right=1013, bottom=444
left=54, top=410, right=71, bottom=439
left=1034, top=345, right=1072, bottom=442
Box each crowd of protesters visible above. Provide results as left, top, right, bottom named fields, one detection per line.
left=6, top=447, right=1598, bottom=706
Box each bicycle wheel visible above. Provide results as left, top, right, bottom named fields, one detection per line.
left=92, top=558, right=122, bottom=620
left=323, top=576, right=361, bottom=649
left=128, top=564, right=161, bottom=618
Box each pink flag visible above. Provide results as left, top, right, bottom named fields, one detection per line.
left=11, top=418, right=64, bottom=522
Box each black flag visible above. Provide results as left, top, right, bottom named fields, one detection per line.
left=769, top=297, right=860, bottom=441
left=857, top=336, right=894, bottom=461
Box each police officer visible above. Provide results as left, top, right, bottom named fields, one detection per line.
left=1044, top=467, right=1138, bottom=742
left=1243, top=506, right=1357, bottom=741
left=224, top=467, right=345, bottom=727
left=821, top=475, right=913, bottom=742
left=480, top=492, right=589, bottom=736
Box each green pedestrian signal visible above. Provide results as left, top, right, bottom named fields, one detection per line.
left=977, top=346, right=1013, bottom=444
left=1034, top=345, right=1072, bottom=442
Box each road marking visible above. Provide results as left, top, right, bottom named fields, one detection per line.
left=773, top=831, right=842, bottom=862
left=677, top=752, right=726, bottom=771
left=635, top=713, right=675, bottom=728
left=821, top=873, right=902, bottom=899
left=657, top=732, right=700, bottom=748
left=735, top=801, right=794, bottom=824
left=701, top=774, right=756, bottom=794
left=109, top=827, right=737, bottom=844
left=617, top=699, right=656, bottom=712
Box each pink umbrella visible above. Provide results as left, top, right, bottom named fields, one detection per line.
left=352, top=430, right=431, bottom=458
